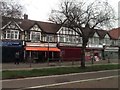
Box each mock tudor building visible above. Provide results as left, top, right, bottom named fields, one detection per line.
left=1, top=17, right=24, bottom=62
left=109, top=28, right=120, bottom=59
left=1, top=16, right=119, bottom=62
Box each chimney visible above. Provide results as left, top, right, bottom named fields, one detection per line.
left=24, top=14, right=28, bottom=20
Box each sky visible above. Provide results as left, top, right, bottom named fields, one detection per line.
left=18, top=0, right=120, bottom=27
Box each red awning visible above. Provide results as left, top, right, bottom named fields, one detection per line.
left=25, top=47, right=60, bottom=52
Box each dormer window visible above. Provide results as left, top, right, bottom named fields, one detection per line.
left=4, top=30, right=19, bottom=40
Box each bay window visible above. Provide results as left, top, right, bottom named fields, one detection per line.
left=30, top=31, right=41, bottom=41
left=4, top=30, right=19, bottom=39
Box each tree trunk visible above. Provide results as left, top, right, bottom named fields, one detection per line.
left=81, top=45, right=86, bottom=68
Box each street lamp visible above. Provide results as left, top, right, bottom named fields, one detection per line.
left=47, top=35, right=50, bottom=65
left=90, top=50, right=94, bottom=64
left=22, top=40, right=26, bottom=61
left=102, top=43, right=106, bottom=60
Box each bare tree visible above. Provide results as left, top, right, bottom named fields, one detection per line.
left=49, top=0, right=116, bottom=68
left=0, top=0, right=24, bottom=18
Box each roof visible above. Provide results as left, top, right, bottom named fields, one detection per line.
left=19, top=19, right=35, bottom=30
left=80, top=28, right=95, bottom=37
left=2, top=16, right=114, bottom=37
left=109, top=27, right=120, bottom=39
left=2, top=16, right=23, bottom=26
left=37, top=21, right=61, bottom=33
left=96, top=29, right=108, bottom=39
left=2, top=16, right=61, bottom=34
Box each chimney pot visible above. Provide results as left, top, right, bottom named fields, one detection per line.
left=24, top=14, right=28, bottom=19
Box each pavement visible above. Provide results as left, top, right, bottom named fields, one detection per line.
left=2, top=59, right=119, bottom=71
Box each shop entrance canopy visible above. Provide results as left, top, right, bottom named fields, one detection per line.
left=25, top=47, right=60, bottom=52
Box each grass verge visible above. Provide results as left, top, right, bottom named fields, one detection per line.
left=2, top=64, right=120, bottom=80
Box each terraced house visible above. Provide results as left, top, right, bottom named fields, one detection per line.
left=1, top=15, right=120, bottom=63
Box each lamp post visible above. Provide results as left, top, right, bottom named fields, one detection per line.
left=102, top=43, right=106, bottom=60
left=91, top=50, right=94, bottom=64
left=56, top=42, right=61, bottom=65
left=47, top=35, right=50, bottom=65
left=22, top=40, right=26, bottom=61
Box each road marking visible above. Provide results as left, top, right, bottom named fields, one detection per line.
left=2, top=69, right=119, bottom=82
left=22, top=75, right=119, bottom=89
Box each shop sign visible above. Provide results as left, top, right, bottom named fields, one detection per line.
left=26, top=42, right=56, bottom=47
left=0, top=41, right=22, bottom=47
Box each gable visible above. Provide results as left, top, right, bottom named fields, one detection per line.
left=57, top=27, right=80, bottom=35
left=93, top=32, right=99, bottom=38
left=30, top=24, right=42, bottom=31
left=2, top=21, right=23, bottom=31
left=104, top=34, right=110, bottom=39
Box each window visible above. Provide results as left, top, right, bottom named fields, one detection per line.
left=30, top=31, right=41, bottom=41
left=99, top=39, right=103, bottom=45
left=94, top=37, right=99, bottom=44
left=4, top=30, right=19, bottom=39
left=89, top=38, right=92, bottom=44
left=48, top=36, right=54, bottom=42
left=65, top=35, right=70, bottom=42
left=57, top=27, right=81, bottom=44
left=90, top=38, right=94, bottom=44
left=104, top=38, right=110, bottom=45
left=119, top=39, right=120, bottom=45
left=69, top=36, right=73, bottom=42
left=59, top=35, right=65, bottom=42
left=78, top=37, right=82, bottom=43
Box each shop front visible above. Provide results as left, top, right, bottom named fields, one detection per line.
left=2, top=40, right=24, bottom=62
left=25, top=42, right=60, bottom=63
left=59, top=46, right=82, bottom=61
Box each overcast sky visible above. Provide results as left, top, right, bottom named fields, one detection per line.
left=18, top=0, right=120, bottom=28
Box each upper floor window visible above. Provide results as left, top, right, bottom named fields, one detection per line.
left=94, top=37, right=99, bottom=44
left=119, top=39, right=120, bottom=45
left=57, top=27, right=81, bottom=43
left=47, top=35, right=55, bottom=42
left=89, top=37, right=99, bottom=45
left=4, top=30, right=19, bottom=40
left=30, top=31, right=41, bottom=41
left=104, top=38, right=111, bottom=45
left=29, top=24, right=42, bottom=42
left=59, top=35, right=65, bottom=42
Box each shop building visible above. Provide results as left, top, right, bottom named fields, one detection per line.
left=1, top=16, right=119, bottom=63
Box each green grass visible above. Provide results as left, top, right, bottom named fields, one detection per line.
left=2, top=64, right=120, bottom=80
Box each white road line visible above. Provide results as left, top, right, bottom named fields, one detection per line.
left=2, top=69, right=119, bottom=82
left=22, top=75, right=119, bottom=89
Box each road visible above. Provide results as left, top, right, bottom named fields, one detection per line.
left=2, top=69, right=119, bottom=90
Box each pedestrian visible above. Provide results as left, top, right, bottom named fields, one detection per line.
left=15, top=51, right=20, bottom=64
